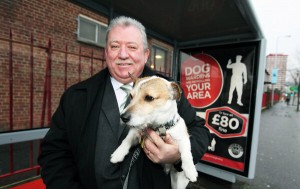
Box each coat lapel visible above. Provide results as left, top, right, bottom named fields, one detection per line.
left=81, top=71, right=106, bottom=135
left=101, top=77, right=120, bottom=140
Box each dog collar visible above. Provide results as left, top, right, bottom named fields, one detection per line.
left=154, top=114, right=180, bottom=138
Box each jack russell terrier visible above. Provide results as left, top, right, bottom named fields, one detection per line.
left=110, top=75, right=198, bottom=189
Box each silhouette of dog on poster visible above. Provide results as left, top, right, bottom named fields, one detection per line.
left=227, top=55, right=247, bottom=106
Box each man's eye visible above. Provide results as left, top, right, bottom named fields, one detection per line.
left=144, top=95, right=154, bottom=102
left=111, top=45, right=119, bottom=49
left=128, top=45, right=137, bottom=50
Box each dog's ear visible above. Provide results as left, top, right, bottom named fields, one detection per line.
left=128, top=72, right=137, bottom=84
left=170, top=82, right=182, bottom=101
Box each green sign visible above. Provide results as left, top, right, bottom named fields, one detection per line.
left=290, top=86, right=299, bottom=92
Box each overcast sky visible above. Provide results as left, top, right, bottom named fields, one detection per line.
left=250, top=0, right=300, bottom=69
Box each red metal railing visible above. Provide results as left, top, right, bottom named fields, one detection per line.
left=0, top=29, right=105, bottom=182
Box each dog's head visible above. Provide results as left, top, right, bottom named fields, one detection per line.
left=120, top=76, right=182, bottom=129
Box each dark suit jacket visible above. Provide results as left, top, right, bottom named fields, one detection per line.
left=38, top=66, right=211, bottom=189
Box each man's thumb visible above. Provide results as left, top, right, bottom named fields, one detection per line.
left=164, top=134, right=175, bottom=144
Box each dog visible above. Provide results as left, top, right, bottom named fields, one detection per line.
left=110, top=75, right=198, bottom=189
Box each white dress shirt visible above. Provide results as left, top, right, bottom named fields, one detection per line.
left=110, top=77, right=133, bottom=110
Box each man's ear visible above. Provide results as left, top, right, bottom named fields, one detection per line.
left=170, top=82, right=182, bottom=101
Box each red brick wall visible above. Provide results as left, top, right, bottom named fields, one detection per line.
left=0, top=0, right=107, bottom=131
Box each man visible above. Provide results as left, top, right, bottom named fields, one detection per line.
left=38, top=16, right=211, bottom=189
left=227, top=55, right=248, bottom=106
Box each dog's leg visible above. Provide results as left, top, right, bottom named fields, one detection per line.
left=110, top=129, right=139, bottom=163
left=170, top=168, right=190, bottom=189
left=169, top=119, right=198, bottom=183
left=177, top=136, right=198, bottom=182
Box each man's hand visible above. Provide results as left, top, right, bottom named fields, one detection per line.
left=142, top=128, right=181, bottom=164
left=228, top=59, right=232, bottom=64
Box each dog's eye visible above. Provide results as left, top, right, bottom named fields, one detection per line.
left=144, top=95, right=154, bottom=102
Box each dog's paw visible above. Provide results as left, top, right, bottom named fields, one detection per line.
left=110, top=150, right=126, bottom=163
left=184, top=167, right=198, bottom=182
left=182, top=163, right=198, bottom=182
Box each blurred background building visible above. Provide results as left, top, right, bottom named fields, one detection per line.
left=265, top=54, right=288, bottom=91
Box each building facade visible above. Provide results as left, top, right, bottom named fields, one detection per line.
left=0, top=0, right=173, bottom=132
left=265, top=54, right=288, bottom=91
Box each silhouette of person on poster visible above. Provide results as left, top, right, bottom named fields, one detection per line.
left=227, top=55, right=247, bottom=106
left=208, top=138, right=216, bottom=152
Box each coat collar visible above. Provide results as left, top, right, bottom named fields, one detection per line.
left=75, top=68, right=109, bottom=135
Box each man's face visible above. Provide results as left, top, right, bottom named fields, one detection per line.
left=105, top=25, right=150, bottom=84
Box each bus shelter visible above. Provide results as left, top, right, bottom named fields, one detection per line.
left=77, top=0, right=266, bottom=182
left=1, top=0, right=266, bottom=183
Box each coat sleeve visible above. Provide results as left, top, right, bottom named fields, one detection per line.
left=177, top=93, right=212, bottom=164
left=38, top=91, right=84, bottom=189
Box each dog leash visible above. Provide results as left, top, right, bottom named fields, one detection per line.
left=122, top=146, right=141, bottom=189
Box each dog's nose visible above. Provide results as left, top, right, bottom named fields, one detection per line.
left=120, top=112, right=131, bottom=123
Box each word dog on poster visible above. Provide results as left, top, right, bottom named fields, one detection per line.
left=179, top=42, right=259, bottom=177
left=180, top=53, right=223, bottom=108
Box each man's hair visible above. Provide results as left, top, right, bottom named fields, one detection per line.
left=106, top=16, right=148, bottom=51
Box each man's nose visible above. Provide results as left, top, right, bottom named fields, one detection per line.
left=118, top=46, right=129, bottom=59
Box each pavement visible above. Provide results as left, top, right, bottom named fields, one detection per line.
left=188, top=102, right=300, bottom=189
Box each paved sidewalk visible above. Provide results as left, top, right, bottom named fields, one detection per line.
left=188, top=102, right=300, bottom=189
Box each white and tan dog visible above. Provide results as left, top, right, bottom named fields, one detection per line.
left=110, top=76, right=198, bottom=189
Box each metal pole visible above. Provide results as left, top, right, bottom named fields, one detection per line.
left=65, top=44, right=68, bottom=90
left=30, top=33, right=34, bottom=167
left=47, top=39, right=52, bottom=126
left=9, top=29, right=14, bottom=173
left=271, top=38, right=279, bottom=107
left=91, top=50, right=94, bottom=76
left=79, top=47, right=81, bottom=82
left=297, top=71, right=300, bottom=111
left=271, top=35, right=291, bottom=107
left=30, top=33, right=34, bottom=129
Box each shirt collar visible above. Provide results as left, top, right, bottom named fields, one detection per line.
left=110, top=77, right=133, bottom=91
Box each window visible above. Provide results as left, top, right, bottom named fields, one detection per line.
left=76, top=14, right=107, bottom=47
left=149, top=45, right=168, bottom=72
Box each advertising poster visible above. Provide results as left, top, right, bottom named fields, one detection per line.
left=179, top=42, right=259, bottom=177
